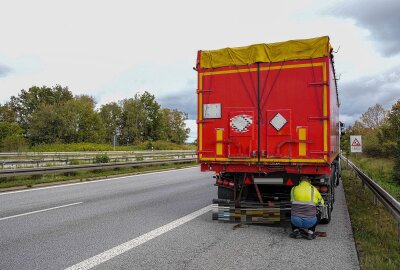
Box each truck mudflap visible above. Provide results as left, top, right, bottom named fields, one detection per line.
left=212, top=199, right=291, bottom=223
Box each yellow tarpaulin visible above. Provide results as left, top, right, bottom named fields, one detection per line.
left=200, top=36, right=331, bottom=69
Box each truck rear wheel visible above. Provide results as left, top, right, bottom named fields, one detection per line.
left=319, top=205, right=331, bottom=224
left=218, top=186, right=234, bottom=200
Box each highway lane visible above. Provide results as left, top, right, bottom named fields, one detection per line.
left=0, top=167, right=359, bottom=270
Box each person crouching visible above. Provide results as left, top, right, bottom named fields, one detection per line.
left=289, top=176, right=324, bottom=240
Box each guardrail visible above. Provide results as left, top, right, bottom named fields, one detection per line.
left=340, top=155, right=400, bottom=241
left=0, top=158, right=196, bottom=178
left=0, top=152, right=197, bottom=169
left=0, top=150, right=196, bottom=157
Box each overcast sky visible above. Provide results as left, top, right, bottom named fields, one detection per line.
left=1, top=0, right=399, bottom=142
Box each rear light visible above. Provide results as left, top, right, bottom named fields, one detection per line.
left=320, top=186, right=328, bottom=193
left=228, top=181, right=235, bottom=188
left=223, top=180, right=229, bottom=186
left=286, top=178, right=294, bottom=186
left=244, top=176, right=252, bottom=185
left=216, top=179, right=223, bottom=185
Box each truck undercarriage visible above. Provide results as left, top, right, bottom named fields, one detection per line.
left=211, top=158, right=341, bottom=224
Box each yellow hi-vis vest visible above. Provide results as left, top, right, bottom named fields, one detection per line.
left=290, top=181, right=324, bottom=218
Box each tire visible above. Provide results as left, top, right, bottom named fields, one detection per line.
left=319, top=205, right=331, bottom=224
left=333, top=159, right=341, bottom=186
left=218, top=186, right=234, bottom=200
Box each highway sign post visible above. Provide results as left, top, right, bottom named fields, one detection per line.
left=350, top=135, right=362, bottom=153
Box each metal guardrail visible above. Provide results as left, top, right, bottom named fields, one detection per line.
left=0, top=153, right=197, bottom=169
left=340, top=155, right=400, bottom=240
left=0, top=150, right=196, bottom=157
left=0, top=158, right=196, bottom=178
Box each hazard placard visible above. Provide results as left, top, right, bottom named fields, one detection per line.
left=350, top=135, right=362, bottom=153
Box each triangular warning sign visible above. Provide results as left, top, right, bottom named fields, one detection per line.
left=352, top=138, right=361, bottom=146
left=286, top=178, right=294, bottom=186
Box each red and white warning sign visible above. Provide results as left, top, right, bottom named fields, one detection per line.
left=350, top=135, right=362, bottom=153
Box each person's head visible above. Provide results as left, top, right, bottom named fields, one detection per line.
left=300, top=176, right=311, bottom=183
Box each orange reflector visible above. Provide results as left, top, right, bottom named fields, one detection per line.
left=286, top=178, right=294, bottom=186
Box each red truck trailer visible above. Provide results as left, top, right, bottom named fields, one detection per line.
left=196, top=36, right=340, bottom=224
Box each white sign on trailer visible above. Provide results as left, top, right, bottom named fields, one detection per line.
left=350, top=135, right=362, bottom=153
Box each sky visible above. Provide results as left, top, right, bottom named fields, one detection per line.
left=1, top=0, right=399, bottom=142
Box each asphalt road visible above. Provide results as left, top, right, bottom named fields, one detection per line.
left=0, top=167, right=359, bottom=270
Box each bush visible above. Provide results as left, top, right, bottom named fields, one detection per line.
left=94, top=154, right=110, bottom=163
left=362, top=130, right=384, bottom=157
left=1, top=136, right=29, bottom=152
left=133, top=140, right=195, bottom=151
left=31, top=143, right=114, bottom=152
left=69, top=159, right=81, bottom=165
left=393, top=143, right=400, bottom=184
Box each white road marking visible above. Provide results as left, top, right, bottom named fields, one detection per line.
left=0, top=166, right=198, bottom=196
left=0, top=202, right=83, bottom=221
left=65, top=204, right=211, bottom=270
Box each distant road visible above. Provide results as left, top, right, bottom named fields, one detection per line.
left=0, top=167, right=359, bottom=270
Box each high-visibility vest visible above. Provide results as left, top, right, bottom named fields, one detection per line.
left=290, top=181, right=324, bottom=218
left=290, top=181, right=324, bottom=205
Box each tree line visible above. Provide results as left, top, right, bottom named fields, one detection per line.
left=0, top=85, right=190, bottom=151
left=341, top=100, right=400, bottom=183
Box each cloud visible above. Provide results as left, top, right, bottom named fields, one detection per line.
left=339, top=66, right=400, bottom=126
left=0, top=64, right=12, bottom=77
left=331, top=0, right=400, bottom=56
left=158, top=86, right=197, bottom=120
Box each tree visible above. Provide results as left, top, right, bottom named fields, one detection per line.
left=0, top=122, right=28, bottom=151
left=29, top=103, right=64, bottom=145
left=120, top=98, right=146, bottom=144
left=9, top=85, right=73, bottom=132
left=99, top=102, right=122, bottom=144
left=386, top=100, right=400, bottom=183
left=0, top=103, right=17, bottom=122
left=360, top=103, right=387, bottom=129
left=58, top=95, right=105, bottom=143
left=159, top=108, right=190, bottom=144
left=138, top=91, right=162, bottom=141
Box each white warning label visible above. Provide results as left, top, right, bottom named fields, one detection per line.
left=350, top=135, right=362, bottom=153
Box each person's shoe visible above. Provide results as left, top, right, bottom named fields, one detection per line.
left=306, top=231, right=316, bottom=240
left=289, top=229, right=302, bottom=239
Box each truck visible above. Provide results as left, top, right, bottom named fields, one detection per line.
left=195, top=36, right=340, bottom=224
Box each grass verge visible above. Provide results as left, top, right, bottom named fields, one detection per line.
left=0, top=161, right=197, bottom=190
left=345, top=155, right=399, bottom=201
left=342, top=167, right=400, bottom=270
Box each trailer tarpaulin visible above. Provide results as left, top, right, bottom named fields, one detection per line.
left=200, top=36, right=330, bottom=69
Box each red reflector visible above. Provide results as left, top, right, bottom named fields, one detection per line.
left=286, top=178, right=294, bottom=186
left=320, top=186, right=328, bottom=193
left=244, top=178, right=252, bottom=185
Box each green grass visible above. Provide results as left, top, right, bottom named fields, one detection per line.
left=342, top=167, right=400, bottom=270
left=28, top=141, right=196, bottom=152
left=346, top=155, right=399, bottom=200
left=0, top=161, right=197, bottom=189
